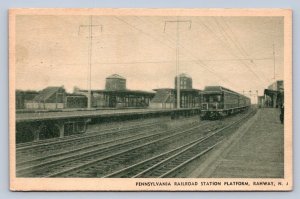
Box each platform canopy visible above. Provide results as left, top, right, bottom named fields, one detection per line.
left=264, top=89, right=280, bottom=96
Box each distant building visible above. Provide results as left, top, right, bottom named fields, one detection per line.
left=264, top=80, right=284, bottom=108
left=150, top=89, right=175, bottom=109
left=257, top=96, right=265, bottom=108
left=268, top=80, right=284, bottom=92
left=22, top=86, right=88, bottom=110
left=76, top=74, right=155, bottom=108
left=150, top=74, right=202, bottom=109
left=65, top=94, right=87, bottom=109
left=105, top=74, right=126, bottom=91
left=25, top=86, right=66, bottom=109
left=150, top=88, right=202, bottom=109
left=91, top=90, right=155, bottom=108
left=17, top=73, right=155, bottom=110
left=174, top=73, right=193, bottom=89
left=16, top=90, right=39, bottom=109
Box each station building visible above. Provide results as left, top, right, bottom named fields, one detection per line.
left=25, top=87, right=66, bottom=109
left=105, top=74, right=127, bottom=90
left=20, top=87, right=87, bottom=110
left=17, top=74, right=154, bottom=111
left=174, top=73, right=193, bottom=89
left=150, top=73, right=202, bottom=109
left=76, top=74, right=155, bottom=108
left=263, top=80, right=284, bottom=108
left=257, top=96, right=265, bottom=108
left=16, top=90, right=39, bottom=110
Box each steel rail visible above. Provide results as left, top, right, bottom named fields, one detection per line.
left=134, top=110, right=255, bottom=178
left=17, top=120, right=210, bottom=177
left=45, top=121, right=213, bottom=177
left=16, top=120, right=162, bottom=150
left=17, top=117, right=200, bottom=165
left=103, top=109, right=255, bottom=178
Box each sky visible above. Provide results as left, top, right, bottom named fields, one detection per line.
left=15, top=15, right=284, bottom=102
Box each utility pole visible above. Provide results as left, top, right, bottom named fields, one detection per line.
left=273, top=42, right=276, bottom=82
left=248, top=90, right=252, bottom=105
left=256, top=90, right=258, bottom=105
left=78, top=16, right=103, bottom=109
left=164, top=18, right=192, bottom=109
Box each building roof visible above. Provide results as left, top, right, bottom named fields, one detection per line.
left=66, top=93, right=87, bottom=97
left=79, top=89, right=155, bottom=96
left=264, top=89, right=282, bottom=96
left=204, top=86, right=223, bottom=92
left=268, top=80, right=284, bottom=91
left=153, top=88, right=201, bottom=93
left=32, top=87, right=64, bottom=102
left=16, top=90, right=39, bottom=95
left=106, top=74, right=126, bottom=80
left=151, top=89, right=173, bottom=103
left=153, top=88, right=174, bottom=91
left=151, top=88, right=201, bottom=104
left=204, top=86, right=243, bottom=96
left=178, top=73, right=191, bottom=78
left=102, top=89, right=155, bottom=95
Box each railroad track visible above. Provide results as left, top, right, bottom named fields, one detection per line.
left=16, top=117, right=201, bottom=168
left=17, top=125, right=163, bottom=168
left=103, top=109, right=256, bottom=178
left=17, top=119, right=163, bottom=149
left=16, top=109, right=255, bottom=178
left=16, top=117, right=166, bottom=148
left=47, top=120, right=228, bottom=178
left=16, top=119, right=171, bottom=161
left=16, top=116, right=200, bottom=163
left=16, top=119, right=211, bottom=177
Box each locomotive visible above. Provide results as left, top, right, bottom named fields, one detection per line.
left=200, top=86, right=251, bottom=119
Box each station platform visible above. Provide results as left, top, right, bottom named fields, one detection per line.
left=15, top=107, right=202, bottom=143
left=191, top=108, right=284, bottom=178
left=16, top=107, right=201, bottom=123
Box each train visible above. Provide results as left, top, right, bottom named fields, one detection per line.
left=200, top=86, right=251, bottom=119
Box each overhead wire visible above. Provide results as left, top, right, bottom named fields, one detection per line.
left=212, top=17, right=269, bottom=86
left=133, top=16, right=238, bottom=89
left=195, top=18, right=268, bottom=90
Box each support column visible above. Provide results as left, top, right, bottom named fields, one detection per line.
left=274, top=93, right=277, bottom=108
left=84, top=118, right=91, bottom=133
left=59, top=125, right=65, bottom=138
left=33, top=130, right=40, bottom=141
left=55, top=121, right=65, bottom=138
left=30, top=122, right=43, bottom=142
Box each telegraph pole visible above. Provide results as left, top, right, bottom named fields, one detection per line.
left=87, top=16, right=93, bottom=109
left=273, top=42, right=276, bottom=81
left=256, top=90, right=258, bottom=105
left=164, top=18, right=192, bottom=109
left=79, top=16, right=102, bottom=109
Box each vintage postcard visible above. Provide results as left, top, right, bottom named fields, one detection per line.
left=9, top=8, right=292, bottom=191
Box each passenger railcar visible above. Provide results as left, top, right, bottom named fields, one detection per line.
left=201, top=86, right=251, bottom=119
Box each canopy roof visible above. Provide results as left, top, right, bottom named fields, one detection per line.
left=33, top=87, right=64, bottom=102
left=106, top=74, right=126, bottom=80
